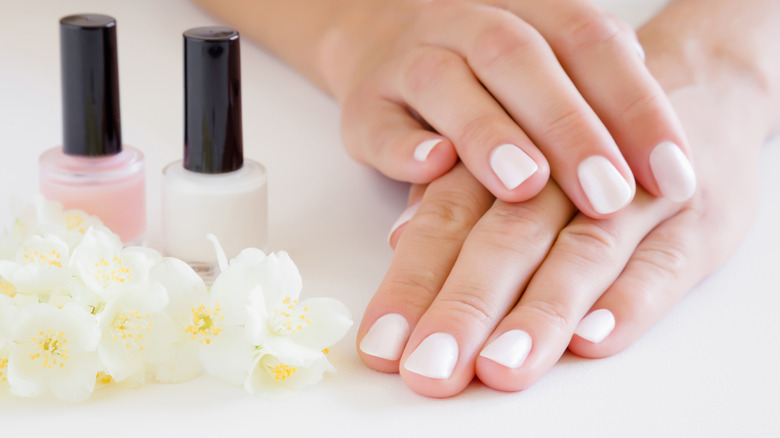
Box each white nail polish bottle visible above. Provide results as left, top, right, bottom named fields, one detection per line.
left=162, top=27, right=267, bottom=280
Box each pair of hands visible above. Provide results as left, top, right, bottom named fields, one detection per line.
left=328, top=0, right=772, bottom=397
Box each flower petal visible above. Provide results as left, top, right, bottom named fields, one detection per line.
left=149, top=258, right=208, bottom=319
left=151, top=342, right=203, bottom=384
left=285, top=298, right=353, bottom=350
left=199, top=326, right=255, bottom=386
left=244, top=354, right=334, bottom=400
left=48, top=352, right=100, bottom=402
left=7, top=347, right=46, bottom=399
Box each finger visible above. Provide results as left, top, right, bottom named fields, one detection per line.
left=566, top=208, right=705, bottom=358
left=357, top=164, right=493, bottom=373
left=414, top=1, right=635, bottom=216
left=398, top=183, right=575, bottom=397
left=474, top=191, right=679, bottom=392
left=497, top=0, right=697, bottom=202
left=388, top=183, right=427, bottom=249
left=396, top=45, right=551, bottom=202
left=341, top=90, right=459, bottom=184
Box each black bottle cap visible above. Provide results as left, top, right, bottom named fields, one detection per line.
left=183, top=26, right=244, bottom=174
left=60, top=14, right=122, bottom=157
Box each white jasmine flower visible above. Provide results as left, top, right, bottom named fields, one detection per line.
left=70, top=227, right=158, bottom=300
left=7, top=303, right=100, bottom=402
left=147, top=257, right=211, bottom=383
left=96, top=283, right=177, bottom=383
left=12, top=234, right=70, bottom=294
left=32, top=198, right=103, bottom=250
left=241, top=285, right=351, bottom=399
left=246, top=347, right=335, bottom=400
left=201, top=243, right=352, bottom=399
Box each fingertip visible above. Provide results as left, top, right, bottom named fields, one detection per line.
left=575, top=155, right=636, bottom=218
left=357, top=313, right=411, bottom=373
left=407, top=137, right=459, bottom=184
left=648, top=141, right=697, bottom=203
left=485, top=146, right=551, bottom=203
left=387, top=201, right=421, bottom=249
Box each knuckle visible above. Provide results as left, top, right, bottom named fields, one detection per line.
left=479, top=202, right=555, bottom=250
left=401, top=48, right=461, bottom=95
left=385, top=267, right=441, bottom=302
left=470, top=13, right=541, bottom=69
left=539, top=106, right=591, bottom=151
left=412, top=191, right=482, bottom=240
left=619, top=91, right=664, bottom=123
left=555, top=222, right=620, bottom=265
left=455, top=113, right=505, bottom=152
left=555, top=11, right=621, bottom=55
left=631, top=232, right=690, bottom=278
left=436, top=286, right=499, bottom=324
left=523, top=297, right=573, bottom=334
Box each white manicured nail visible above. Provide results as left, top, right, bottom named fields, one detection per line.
left=414, top=139, right=443, bottom=162
left=575, top=309, right=616, bottom=343
left=360, top=314, right=410, bottom=361
left=479, top=330, right=532, bottom=369
left=578, top=155, right=633, bottom=214
left=632, top=39, right=645, bottom=62
left=387, top=201, right=420, bottom=245
left=404, top=333, right=458, bottom=379
left=490, top=144, right=538, bottom=190
left=650, top=141, right=696, bottom=202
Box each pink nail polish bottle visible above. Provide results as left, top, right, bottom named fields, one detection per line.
left=39, top=14, right=145, bottom=244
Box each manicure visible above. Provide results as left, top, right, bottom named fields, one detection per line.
left=414, top=138, right=443, bottom=162
left=578, top=155, right=633, bottom=214
left=650, top=141, right=696, bottom=202
left=359, top=313, right=411, bottom=361
left=575, top=309, right=616, bottom=343
left=479, top=329, right=532, bottom=369
left=387, top=201, right=421, bottom=246
left=403, top=332, right=458, bottom=379
left=490, top=144, right=538, bottom=190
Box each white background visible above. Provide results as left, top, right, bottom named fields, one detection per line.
left=0, top=0, right=778, bottom=436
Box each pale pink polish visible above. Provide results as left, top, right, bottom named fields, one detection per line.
left=39, top=14, right=145, bottom=244
left=39, top=147, right=145, bottom=244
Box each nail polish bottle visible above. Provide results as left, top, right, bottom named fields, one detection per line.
left=39, top=14, right=146, bottom=244
left=162, top=27, right=268, bottom=279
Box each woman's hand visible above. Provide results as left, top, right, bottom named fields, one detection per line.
left=355, top=0, right=778, bottom=397
left=197, top=0, right=697, bottom=217
left=330, top=0, right=696, bottom=217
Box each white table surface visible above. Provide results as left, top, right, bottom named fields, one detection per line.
left=1, top=0, right=778, bottom=436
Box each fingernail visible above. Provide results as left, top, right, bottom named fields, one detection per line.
left=632, top=39, right=645, bottom=62
left=404, top=332, right=458, bottom=379
left=387, top=201, right=421, bottom=246
left=479, top=329, right=532, bottom=369
left=578, top=155, right=633, bottom=214
left=575, top=309, right=615, bottom=343
left=490, top=144, right=539, bottom=190
left=650, top=141, right=696, bottom=202
left=414, top=138, right=443, bottom=162
left=359, top=313, right=411, bottom=361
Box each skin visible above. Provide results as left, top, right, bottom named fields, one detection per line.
left=196, top=0, right=697, bottom=218
left=196, top=0, right=780, bottom=397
